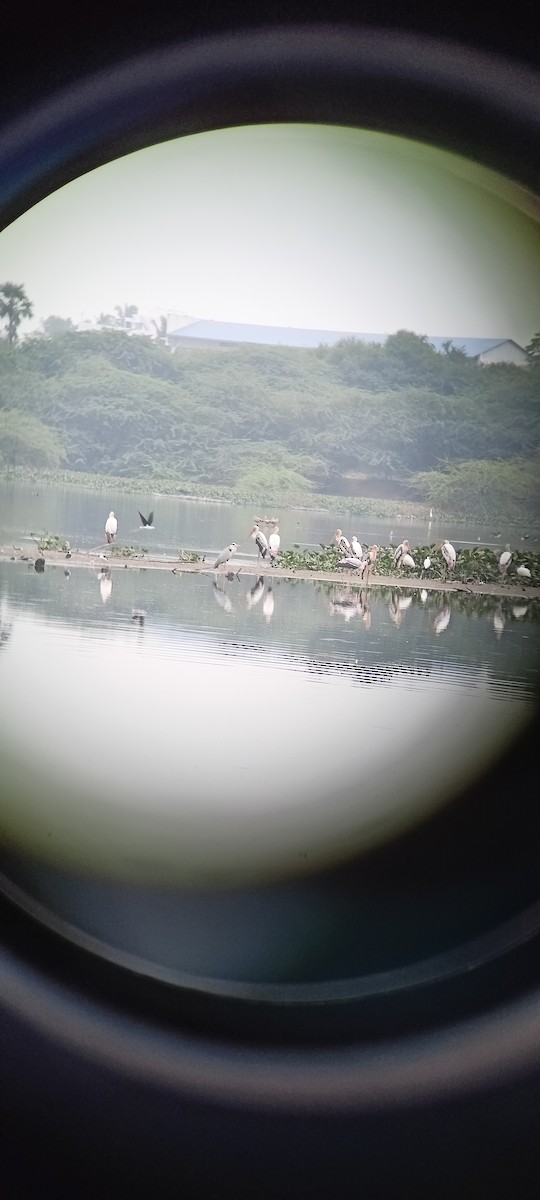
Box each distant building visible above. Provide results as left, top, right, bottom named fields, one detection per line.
left=167, top=319, right=527, bottom=364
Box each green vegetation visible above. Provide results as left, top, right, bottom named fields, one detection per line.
left=1, top=320, right=539, bottom=524
left=280, top=542, right=540, bottom=585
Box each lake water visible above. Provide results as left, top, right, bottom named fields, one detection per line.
left=1, top=478, right=538, bottom=560
left=0, top=536, right=538, bottom=986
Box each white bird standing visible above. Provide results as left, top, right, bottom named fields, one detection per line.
left=516, top=564, right=531, bottom=580
left=498, top=544, right=512, bottom=574
left=268, top=523, right=280, bottom=565
left=333, top=529, right=352, bottom=555
left=350, top=536, right=362, bottom=558
left=214, top=543, right=238, bottom=570
left=423, top=556, right=432, bottom=571
left=250, top=524, right=268, bottom=563
left=105, top=511, right=118, bottom=543
left=439, top=539, right=456, bottom=573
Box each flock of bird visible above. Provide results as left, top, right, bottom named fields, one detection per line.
left=57, top=511, right=524, bottom=587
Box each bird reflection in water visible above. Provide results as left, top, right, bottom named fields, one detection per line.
left=99, top=566, right=112, bottom=604
left=388, top=591, right=412, bottom=627
left=433, top=605, right=452, bottom=635
left=213, top=579, right=233, bottom=613
left=512, top=604, right=529, bottom=620
left=263, top=585, right=275, bottom=624
left=493, top=608, right=505, bottom=639
left=246, top=575, right=265, bottom=609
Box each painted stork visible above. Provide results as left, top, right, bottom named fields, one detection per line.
left=105, top=511, right=118, bottom=543
left=361, top=544, right=379, bottom=584
left=336, top=556, right=363, bottom=571
left=393, top=540, right=414, bottom=570
left=350, top=536, right=362, bottom=558
left=333, top=529, right=352, bottom=555
left=498, top=544, right=512, bottom=574
left=250, top=524, right=268, bottom=562
left=517, top=564, right=531, bottom=580
left=268, top=524, right=280, bottom=564
left=214, top=543, right=238, bottom=570
left=439, top=539, right=456, bottom=572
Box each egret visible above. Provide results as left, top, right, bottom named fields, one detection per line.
left=333, top=529, right=352, bottom=555
left=439, top=539, right=456, bottom=572
left=138, top=510, right=154, bottom=529
left=250, top=524, right=268, bottom=562
left=361, top=544, right=379, bottom=584
left=268, top=523, right=280, bottom=564
left=214, top=543, right=238, bottom=570
left=517, top=564, right=531, bottom=580
left=263, top=586, right=275, bottom=623
left=498, top=544, right=512, bottom=574
left=105, top=511, right=118, bottom=543
left=423, top=556, right=431, bottom=571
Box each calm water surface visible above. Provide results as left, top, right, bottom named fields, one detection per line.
left=1, top=478, right=538, bottom=560
left=0, top=502, right=538, bottom=983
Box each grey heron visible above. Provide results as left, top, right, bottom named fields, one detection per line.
left=214, top=543, right=238, bottom=570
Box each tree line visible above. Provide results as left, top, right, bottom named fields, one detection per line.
left=1, top=282, right=539, bottom=521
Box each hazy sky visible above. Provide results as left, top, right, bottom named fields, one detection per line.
left=1, top=123, right=539, bottom=343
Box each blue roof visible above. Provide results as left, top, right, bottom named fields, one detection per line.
left=168, top=320, right=388, bottom=349
left=168, top=320, right=524, bottom=356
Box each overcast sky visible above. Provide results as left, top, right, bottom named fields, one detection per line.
left=1, top=123, right=539, bottom=343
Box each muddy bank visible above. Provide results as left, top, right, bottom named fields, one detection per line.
left=2, top=546, right=538, bottom=600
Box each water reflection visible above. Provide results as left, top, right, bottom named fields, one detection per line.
left=0, top=564, right=537, bottom=894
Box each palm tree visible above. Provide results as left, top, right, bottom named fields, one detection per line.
left=152, top=314, right=168, bottom=342
left=0, top=282, right=33, bottom=346
left=115, top=303, right=138, bottom=329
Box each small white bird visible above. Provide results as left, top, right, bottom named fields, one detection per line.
left=498, top=544, right=512, bottom=574
left=105, top=511, right=118, bottom=543
left=516, top=564, right=531, bottom=579
left=268, top=524, right=280, bottom=564
left=334, top=529, right=352, bottom=555
left=250, top=524, right=268, bottom=562
left=263, top=586, right=275, bottom=623
left=423, top=556, right=431, bottom=570
left=214, top=543, right=238, bottom=570
left=439, top=539, right=456, bottom=572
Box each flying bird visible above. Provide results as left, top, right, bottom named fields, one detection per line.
left=250, top=524, right=268, bottom=562
left=105, top=511, right=118, bottom=543
left=214, top=543, right=238, bottom=570
left=138, top=510, right=155, bottom=529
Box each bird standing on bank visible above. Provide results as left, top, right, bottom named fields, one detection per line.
left=334, top=529, right=352, bottom=555
left=361, top=545, right=379, bottom=584
left=268, top=523, right=280, bottom=565
left=498, top=544, right=512, bottom=574
left=516, top=564, right=531, bottom=580
left=105, top=511, right=118, bottom=544
left=439, top=539, right=456, bottom=573
left=250, top=524, right=268, bottom=563
left=214, top=543, right=238, bottom=570
left=350, top=536, right=362, bottom=559
left=393, top=540, right=415, bottom=570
